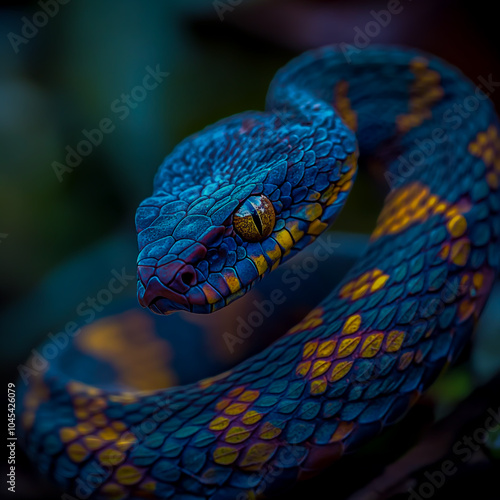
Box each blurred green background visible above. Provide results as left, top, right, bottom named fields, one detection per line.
left=1, top=0, right=500, bottom=498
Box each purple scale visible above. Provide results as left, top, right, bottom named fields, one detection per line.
left=199, top=225, right=225, bottom=247
left=156, top=260, right=184, bottom=285
left=179, top=242, right=207, bottom=264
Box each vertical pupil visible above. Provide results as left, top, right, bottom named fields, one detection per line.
left=249, top=199, right=263, bottom=235
left=251, top=213, right=263, bottom=235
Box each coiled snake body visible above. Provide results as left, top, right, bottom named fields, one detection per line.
left=19, top=46, right=500, bottom=499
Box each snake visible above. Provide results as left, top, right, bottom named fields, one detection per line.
left=19, top=46, right=500, bottom=500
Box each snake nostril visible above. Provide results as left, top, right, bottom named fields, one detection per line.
left=181, top=270, right=196, bottom=287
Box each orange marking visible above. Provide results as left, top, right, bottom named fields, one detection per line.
left=340, top=270, right=390, bottom=301
left=372, top=182, right=471, bottom=242
left=215, top=399, right=230, bottom=411
left=227, top=386, right=245, bottom=398
left=330, top=421, right=355, bottom=443
left=287, top=307, right=324, bottom=336
left=334, top=80, right=358, bottom=131
left=76, top=310, right=177, bottom=391
left=397, top=58, right=443, bottom=133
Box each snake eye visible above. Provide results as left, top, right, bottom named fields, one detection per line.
left=233, top=195, right=276, bottom=242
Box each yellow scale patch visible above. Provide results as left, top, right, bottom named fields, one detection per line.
left=330, top=421, right=354, bottom=443
left=337, top=337, right=361, bottom=358
left=396, top=57, right=444, bottom=133
left=341, top=314, right=362, bottom=335
left=287, top=307, right=324, bottom=336
left=225, top=427, right=252, bottom=444
left=328, top=361, right=353, bottom=382
left=385, top=330, right=406, bottom=352
left=239, top=443, right=276, bottom=470
left=294, top=312, right=408, bottom=385
left=213, top=446, right=239, bottom=465
left=242, top=411, right=263, bottom=426
left=115, top=464, right=144, bottom=485
left=456, top=269, right=493, bottom=322
left=208, top=386, right=266, bottom=449
left=310, top=378, right=328, bottom=395
left=360, top=333, right=385, bottom=358
left=60, top=382, right=139, bottom=468
left=468, top=124, right=500, bottom=189
left=259, top=422, right=282, bottom=440
left=340, top=269, right=390, bottom=301
left=372, top=182, right=472, bottom=267
left=317, top=152, right=358, bottom=210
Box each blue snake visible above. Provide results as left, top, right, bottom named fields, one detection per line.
left=19, top=46, right=500, bottom=499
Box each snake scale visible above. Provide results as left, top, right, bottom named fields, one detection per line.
left=19, top=46, right=500, bottom=499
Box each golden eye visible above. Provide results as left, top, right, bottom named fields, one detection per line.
left=233, top=195, right=276, bottom=242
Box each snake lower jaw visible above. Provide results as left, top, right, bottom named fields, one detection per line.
left=147, top=298, right=182, bottom=315
left=137, top=277, right=191, bottom=314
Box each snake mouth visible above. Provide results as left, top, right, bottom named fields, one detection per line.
left=137, top=275, right=191, bottom=314
left=148, top=298, right=183, bottom=315
left=138, top=275, right=256, bottom=315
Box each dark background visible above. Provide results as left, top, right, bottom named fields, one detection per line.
left=1, top=0, right=500, bottom=499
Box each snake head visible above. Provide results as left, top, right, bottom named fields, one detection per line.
left=136, top=110, right=357, bottom=314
